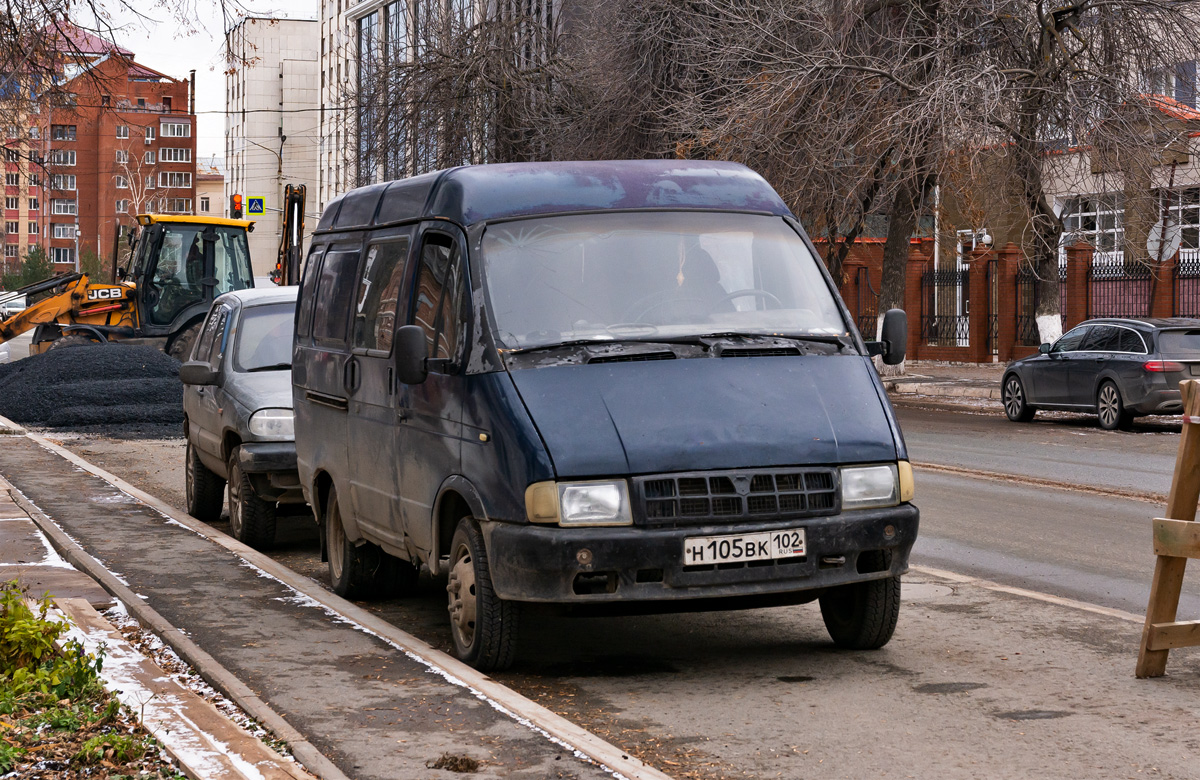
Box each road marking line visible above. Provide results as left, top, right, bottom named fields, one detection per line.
left=20, top=429, right=670, bottom=780
left=910, top=564, right=1144, bottom=624
left=912, top=460, right=1166, bottom=505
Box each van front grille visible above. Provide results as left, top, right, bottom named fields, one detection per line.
left=635, top=468, right=840, bottom=525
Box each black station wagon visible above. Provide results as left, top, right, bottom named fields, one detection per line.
left=293, top=161, right=918, bottom=670
left=1002, top=317, right=1200, bottom=430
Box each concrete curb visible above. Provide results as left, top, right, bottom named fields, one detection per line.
left=13, top=423, right=674, bottom=780
left=883, top=380, right=1002, bottom=400
left=5, top=479, right=353, bottom=780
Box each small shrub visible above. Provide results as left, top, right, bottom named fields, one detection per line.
left=0, top=741, right=24, bottom=773
left=76, top=733, right=147, bottom=765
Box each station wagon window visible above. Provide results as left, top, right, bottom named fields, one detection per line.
left=1081, top=325, right=1122, bottom=352
left=1158, top=329, right=1200, bottom=352
left=1051, top=326, right=1089, bottom=353
left=353, top=237, right=411, bottom=352
left=413, top=233, right=466, bottom=363
left=312, top=249, right=361, bottom=345
left=296, top=245, right=325, bottom=339
left=195, top=305, right=230, bottom=365
left=1117, top=328, right=1147, bottom=353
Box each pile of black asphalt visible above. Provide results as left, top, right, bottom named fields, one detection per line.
left=0, top=344, right=183, bottom=436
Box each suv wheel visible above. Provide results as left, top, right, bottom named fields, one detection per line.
left=1096, top=381, right=1132, bottom=431
left=325, top=488, right=416, bottom=599
left=819, top=550, right=901, bottom=650
left=185, top=440, right=225, bottom=522
left=446, top=518, right=518, bottom=671
left=1002, top=374, right=1035, bottom=422
left=227, top=447, right=276, bottom=549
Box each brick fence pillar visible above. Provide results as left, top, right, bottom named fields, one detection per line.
left=967, top=247, right=993, bottom=362
left=1150, top=251, right=1178, bottom=319
left=842, top=259, right=865, bottom=327
left=904, top=242, right=930, bottom=360
left=1064, top=244, right=1092, bottom=330
left=995, top=243, right=1022, bottom=362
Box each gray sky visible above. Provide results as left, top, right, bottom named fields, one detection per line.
left=102, top=1, right=320, bottom=161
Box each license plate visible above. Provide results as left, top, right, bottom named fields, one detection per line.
left=1190, top=364, right=1200, bottom=376
left=682, top=528, right=806, bottom=566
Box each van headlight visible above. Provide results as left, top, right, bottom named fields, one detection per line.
left=248, top=408, right=294, bottom=440
left=840, top=464, right=900, bottom=510
left=524, top=480, right=632, bottom=526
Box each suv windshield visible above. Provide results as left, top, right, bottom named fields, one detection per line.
left=480, top=212, right=846, bottom=350
left=234, top=302, right=295, bottom=372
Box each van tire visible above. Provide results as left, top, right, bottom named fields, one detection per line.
left=185, top=440, right=225, bottom=522
left=818, top=551, right=900, bottom=650
left=227, top=448, right=276, bottom=549
left=325, top=488, right=413, bottom=599
left=447, top=518, right=518, bottom=671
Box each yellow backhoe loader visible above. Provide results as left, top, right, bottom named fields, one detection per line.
left=0, top=214, right=256, bottom=359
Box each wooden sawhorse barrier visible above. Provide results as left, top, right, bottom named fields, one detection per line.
left=1138, top=380, right=1200, bottom=677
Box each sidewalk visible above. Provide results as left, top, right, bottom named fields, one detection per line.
left=882, top=360, right=1008, bottom=402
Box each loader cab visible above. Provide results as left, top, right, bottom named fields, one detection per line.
left=130, top=215, right=255, bottom=336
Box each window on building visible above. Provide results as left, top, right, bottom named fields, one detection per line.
left=51, top=247, right=75, bottom=264
left=144, top=150, right=156, bottom=164
left=28, top=173, right=38, bottom=186
left=3, top=245, right=16, bottom=259
left=1062, top=195, right=1124, bottom=257
left=28, top=127, right=38, bottom=140
left=115, top=175, right=129, bottom=189
left=159, top=171, right=191, bottom=188
left=52, top=223, right=74, bottom=239
left=116, top=125, right=129, bottom=138
left=51, top=199, right=76, bottom=215
left=137, top=98, right=145, bottom=109
left=160, top=147, right=191, bottom=163
left=28, top=198, right=37, bottom=210
left=50, top=125, right=75, bottom=141
left=48, top=149, right=75, bottom=166
left=115, top=199, right=129, bottom=214
left=51, top=174, right=75, bottom=191
left=4, top=174, right=18, bottom=186
left=4, top=197, right=17, bottom=210
left=28, top=222, right=38, bottom=235
left=5, top=222, right=18, bottom=235
left=1146, top=61, right=1198, bottom=108
left=162, top=198, right=192, bottom=213
left=115, top=150, right=128, bottom=163
left=199, top=196, right=210, bottom=212
left=4, top=148, right=19, bottom=162
left=160, top=122, right=191, bottom=138
left=144, top=127, right=155, bottom=145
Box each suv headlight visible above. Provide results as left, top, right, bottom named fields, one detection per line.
left=248, top=408, right=294, bottom=440
left=840, top=464, right=900, bottom=510
left=525, top=480, right=632, bottom=526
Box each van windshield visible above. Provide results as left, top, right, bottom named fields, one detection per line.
left=480, top=212, right=846, bottom=350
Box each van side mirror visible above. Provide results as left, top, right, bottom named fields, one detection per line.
left=179, top=361, right=218, bottom=385
left=866, top=308, right=908, bottom=365
left=1039, top=342, right=1052, bottom=354
left=395, top=324, right=429, bottom=385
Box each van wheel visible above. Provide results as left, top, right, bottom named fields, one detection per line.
left=227, top=448, right=276, bottom=549
left=325, top=488, right=417, bottom=599
left=185, top=440, right=225, bottom=522
left=819, top=550, right=901, bottom=650
left=446, top=518, right=518, bottom=671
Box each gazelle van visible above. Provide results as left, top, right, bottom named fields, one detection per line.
left=293, top=160, right=917, bottom=670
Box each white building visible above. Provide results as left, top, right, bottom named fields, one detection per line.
left=225, top=17, right=320, bottom=276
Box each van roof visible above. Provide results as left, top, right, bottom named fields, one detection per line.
left=315, top=160, right=793, bottom=232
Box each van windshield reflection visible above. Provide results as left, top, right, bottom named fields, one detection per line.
left=480, top=212, right=847, bottom=351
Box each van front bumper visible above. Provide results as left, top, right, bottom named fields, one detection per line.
left=482, top=504, right=918, bottom=603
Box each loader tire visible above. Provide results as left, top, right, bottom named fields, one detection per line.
left=185, top=440, right=225, bottom=522
left=227, top=448, right=277, bottom=550
left=49, top=334, right=103, bottom=350
left=168, top=322, right=202, bottom=362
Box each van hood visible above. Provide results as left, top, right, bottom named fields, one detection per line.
left=509, top=355, right=899, bottom=478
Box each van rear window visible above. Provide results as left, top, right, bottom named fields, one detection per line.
left=312, top=250, right=359, bottom=344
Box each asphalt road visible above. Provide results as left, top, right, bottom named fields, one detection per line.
left=894, top=400, right=1199, bottom=616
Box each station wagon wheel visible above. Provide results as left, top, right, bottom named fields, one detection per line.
left=1002, top=374, right=1035, bottom=422
left=185, top=439, right=225, bottom=522
left=227, top=447, right=276, bottom=550
left=1097, top=380, right=1132, bottom=431
left=446, top=518, right=518, bottom=671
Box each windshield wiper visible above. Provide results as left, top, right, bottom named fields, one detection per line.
left=245, top=362, right=292, bottom=372
left=503, top=338, right=627, bottom=355
left=645, top=332, right=852, bottom=348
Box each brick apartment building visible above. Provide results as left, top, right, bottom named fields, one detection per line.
left=1, top=25, right=197, bottom=277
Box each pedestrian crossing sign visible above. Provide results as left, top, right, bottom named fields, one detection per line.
left=247, top=197, right=265, bottom=215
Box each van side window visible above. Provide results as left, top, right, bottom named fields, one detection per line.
left=312, top=250, right=360, bottom=345
left=353, top=238, right=411, bottom=352
left=412, top=233, right=465, bottom=363
left=296, top=245, right=325, bottom=339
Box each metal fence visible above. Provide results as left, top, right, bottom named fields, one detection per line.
left=1088, top=257, right=1151, bottom=319
left=855, top=266, right=880, bottom=337
left=1015, top=266, right=1067, bottom=346
left=1175, top=249, right=1200, bottom=317
left=920, top=269, right=969, bottom=347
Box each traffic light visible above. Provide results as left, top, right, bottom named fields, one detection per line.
left=230, top=194, right=243, bottom=219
